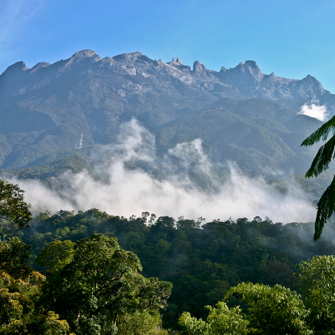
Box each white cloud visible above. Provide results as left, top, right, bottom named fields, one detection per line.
left=298, top=104, right=329, bottom=122
left=12, top=119, right=316, bottom=223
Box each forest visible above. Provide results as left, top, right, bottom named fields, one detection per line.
left=2, top=177, right=335, bottom=334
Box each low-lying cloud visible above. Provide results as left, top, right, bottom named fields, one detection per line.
left=12, top=120, right=316, bottom=223
left=298, top=103, right=329, bottom=122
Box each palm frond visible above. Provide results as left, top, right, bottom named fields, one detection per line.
left=301, top=115, right=335, bottom=147
left=314, top=175, right=335, bottom=240
left=305, top=135, right=335, bottom=178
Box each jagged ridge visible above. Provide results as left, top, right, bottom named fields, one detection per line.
left=0, top=50, right=332, bottom=173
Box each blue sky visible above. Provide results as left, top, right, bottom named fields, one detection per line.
left=1, top=0, right=335, bottom=92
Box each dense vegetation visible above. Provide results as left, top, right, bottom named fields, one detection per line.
left=180, top=255, right=335, bottom=335
left=0, top=234, right=172, bottom=334
left=3, top=178, right=335, bottom=333
left=3, top=207, right=335, bottom=331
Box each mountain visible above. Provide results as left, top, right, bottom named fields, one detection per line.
left=0, top=49, right=331, bottom=176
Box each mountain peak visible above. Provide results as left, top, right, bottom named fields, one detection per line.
left=1, top=50, right=331, bottom=106
left=58, top=49, right=100, bottom=70
left=71, top=49, right=97, bottom=58
left=231, top=60, right=263, bottom=81
left=245, top=60, right=260, bottom=69
left=303, top=74, right=318, bottom=82
left=168, top=57, right=183, bottom=66
left=112, top=51, right=143, bottom=62
left=300, top=74, right=325, bottom=96
left=0, top=49, right=334, bottom=174
left=301, top=74, right=323, bottom=88
left=1, top=61, right=29, bottom=76
left=193, top=60, right=206, bottom=72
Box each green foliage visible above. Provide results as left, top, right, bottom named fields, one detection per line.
left=35, top=240, right=76, bottom=271
left=116, top=310, right=168, bottom=335
left=180, top=280, right=320, bottom=335
left=302, top=115, right=335, bottom=240
left=11, top=209, right=335, bottom=329
left=179, top=301, right=248, bottom=335
left=179, top=312, right=210, bottom=334
left=0, top=178, right=32, bottom=230
left=40, top=233, right=172, bottom=335
left=2, top=208, right=334, bottom=330
left=301, top=116, right=335, bottom=150
left=298, top=255, right=335, bottom=334
left=4, top=208, right=335, bottom=332
left=0, top=270, right=71, bottom=334
left=4, top=192, right=335, bottom=334
left=226, top=282, right=311, bottom=335
left=2, top=153, right=93, bottom=182
left=0, top=237, right=33, bottom=279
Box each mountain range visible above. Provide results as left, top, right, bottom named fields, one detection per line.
left=0, top=49, right=331, bottom=179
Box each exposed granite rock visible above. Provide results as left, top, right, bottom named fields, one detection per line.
left=0, top=49, right=334, bottom=171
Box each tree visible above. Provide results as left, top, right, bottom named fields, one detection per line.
left=298, top=255, right=335, bottom=334
left=35, top=240, right=76, bottom=272
left=0, top=236, right=33, bottom=279
left=0, top=270, right=71, bottom=334
left=179, top=301, right=248, bottom=335
left=116, top=310, right=168, bottom=335
left=0, top=178, right=32, bottom=230
left=226, top=283, right=311, bottom=335
left=301, top=118, right=335, bottom=240
left=39, top=234, right=172, bottom=335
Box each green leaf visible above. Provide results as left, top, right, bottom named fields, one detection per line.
left=0, top=179, right=32, bottom=230
left=301, top=115, right=335, bottom=147
left=313, top=175, right=335, bottom=240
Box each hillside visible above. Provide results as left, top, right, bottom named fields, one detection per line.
left=0, top=50, right=332, bottom=176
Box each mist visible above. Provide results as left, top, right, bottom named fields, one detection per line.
left=12, top=119, right=316, bottom=223
left=298, top=103, right=329, bottom=122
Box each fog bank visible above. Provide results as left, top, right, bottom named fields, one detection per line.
left=12, top=120, right=316, bottom=223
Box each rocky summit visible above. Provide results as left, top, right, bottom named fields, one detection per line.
left=0, top=50, right=332, bottom=174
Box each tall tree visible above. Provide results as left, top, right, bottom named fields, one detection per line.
left=39, top=234, right=172, bottom=335
left=226, top=283, right=311, bottom=335
left=0, top=237, right=33, bottom=279
left=0, top=270, right=71, bottom=334
left=298, top=255, right=335, bottom=334
left=179, top=301, right=248, bottom=335
left=0, top=178, right=32, bottom=230
left=179, top=282, right=311, bottom=335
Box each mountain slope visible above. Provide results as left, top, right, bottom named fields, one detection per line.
left=0, top=50, right=331, bottom=173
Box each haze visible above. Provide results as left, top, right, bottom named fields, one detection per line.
left=11, top=120, right=316, bottom=223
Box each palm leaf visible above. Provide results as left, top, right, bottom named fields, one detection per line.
left=305, top=135, right=335, bottom=178
left=314, top=175, right=335, bottom=240
left=301, top=115, right=335, bottom=146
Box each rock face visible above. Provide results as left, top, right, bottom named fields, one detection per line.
left=218, top=60, right=329, bottom=102
left=0, top=49, right=332, bottom=172
left=1, top=49, right=331, bottom=103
